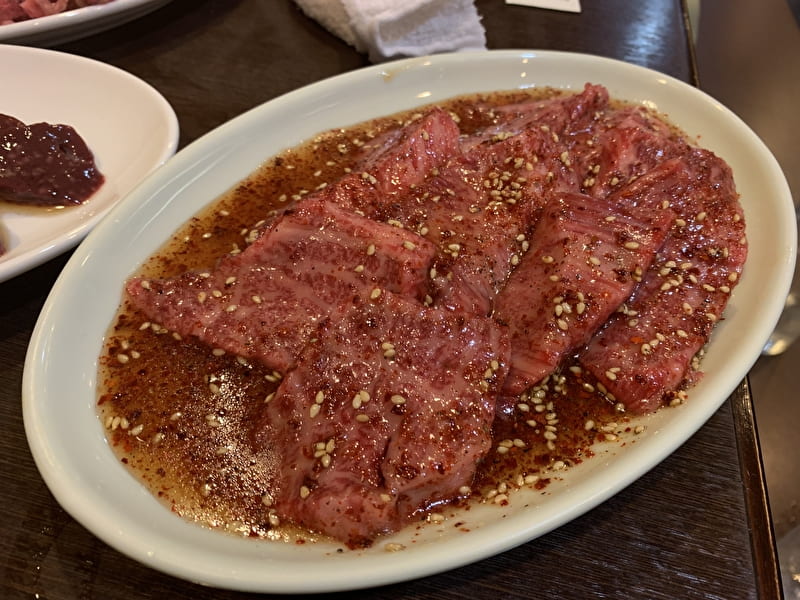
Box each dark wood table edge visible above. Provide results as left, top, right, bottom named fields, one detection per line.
left=732, top=378, right=783, bottom=598
left=680, top=1, right=781, bottom=596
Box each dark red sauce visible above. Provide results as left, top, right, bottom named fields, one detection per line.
left=0, top=113, right=104, bottom=207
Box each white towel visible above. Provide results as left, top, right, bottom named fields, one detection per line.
left=294, top=0, right=487, bottom=63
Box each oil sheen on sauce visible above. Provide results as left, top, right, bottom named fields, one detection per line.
left=97, top=90, right=644, bottom=548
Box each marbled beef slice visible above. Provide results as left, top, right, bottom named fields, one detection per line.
left=494, top=182, right=676, bottom=396
left=253, top=291, right=509, bottom=548
left=126, top=198, right=436, bottom=373
left=579, top=148, right=746, bottom=413
left=342, top=84, right=615, bottom=316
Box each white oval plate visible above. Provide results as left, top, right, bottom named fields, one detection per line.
left=22, top=51, right=796, bottom=593
left=0, top=0, right=172, bottom=47
left=0, top=44, right=178, bottom=282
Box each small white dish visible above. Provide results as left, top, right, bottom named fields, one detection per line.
left=0, top=0, right=172, bottom=47
left=22, top=50, right=796, bottom=593
left=0, top=44, right=178, bottom=282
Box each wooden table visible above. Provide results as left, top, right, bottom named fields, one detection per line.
left=0, top=1, right=781, bottom=597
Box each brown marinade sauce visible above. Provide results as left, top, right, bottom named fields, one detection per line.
left=97, top=89, right=638, bottom=547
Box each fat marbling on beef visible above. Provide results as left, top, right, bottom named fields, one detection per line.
left=494, top=185, right=675, bottom=396
left=340, top=84, right=612, bottom=315
left=253, top=290, right=509, bottom=548
left=127, top=197, right=437, bottom=373
left=578, top=148, right=746, bottom=413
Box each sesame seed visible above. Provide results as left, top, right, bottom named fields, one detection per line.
left=300, top=486, right=310, bottom=499
left=385, top=543, right=406, bottom=552
left=390, top=394, right=406, bottom=405
left=355, top=414, right=370, bottom=423
left=370, top=288, right=382, bottom=299
left=402, top=240, right=416, bottom=250
left=624, top=241, right=640, bottom=250
left=309, top=404, right=321, bottom=418
left=366, top=244, right=376, bottom=255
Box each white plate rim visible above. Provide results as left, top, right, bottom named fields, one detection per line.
left=22, top=49, right=796, bottom=593
left=0, top=0, right=173, bottom=46
left=0, top=43, right=179, bottom=282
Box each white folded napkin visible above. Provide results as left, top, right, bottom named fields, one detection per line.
left=295, top=0, right=487, bottom=63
